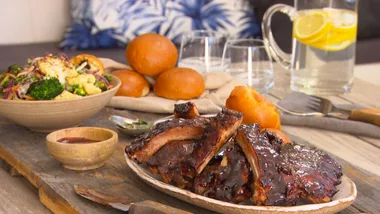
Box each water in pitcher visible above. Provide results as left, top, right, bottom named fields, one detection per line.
left=291, top=8, right=357, bottom=95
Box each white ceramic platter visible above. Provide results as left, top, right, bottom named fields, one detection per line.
left=125, top=153, right=357, bottom=214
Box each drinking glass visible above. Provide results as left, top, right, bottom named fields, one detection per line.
left=262, top=0, right=358, bottom=95
left=178, top=30, right=228, bottom=74
left=222, top=39, right=274, bottom=93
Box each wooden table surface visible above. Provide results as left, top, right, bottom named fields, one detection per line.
left=0, top=64, right=380, bottom=214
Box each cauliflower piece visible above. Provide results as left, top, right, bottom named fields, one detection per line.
left=82, top=83, right=101, bottom=95
left=66, top=74, right=96, bottom=86
left=54, top=90, right=82, bottom=100
left=38, top=56, right=77, bottom=84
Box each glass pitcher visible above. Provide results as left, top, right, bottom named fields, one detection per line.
left=262, top=0, right=358, bottom=95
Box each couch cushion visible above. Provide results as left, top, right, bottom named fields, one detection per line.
left=59, top=0, right=261, bottom=50
left=1, top=40, right=379, bottom=72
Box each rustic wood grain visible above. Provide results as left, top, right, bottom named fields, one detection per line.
left=357, top=137, right=380, bottom=149
left=0, top=109, right=379, bottom=214
left=0, top=111, right=214, bottom=214
left=0, top=65, right=380, bottom=213
left=0, top=168, right=50, bottom=214
left=2, top=161, right=21, bottom=177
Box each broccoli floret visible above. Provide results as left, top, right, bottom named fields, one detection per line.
left=67, top=84, right=86, bottom=96
left=103, top=74, right=112, bottom=82
left=28, top=78, right=64, bottom=100
left=67, top=85, right=75, bottom=93
left=95, top=80, right=107, bottom=91
left=8, top=64, right=22, bottom=75
left=73, top=84, right=86, bottom=96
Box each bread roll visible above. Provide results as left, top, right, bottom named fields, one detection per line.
left=154, top=68, right=205, bottom=100
left=112, top=69, right=150, bottom=98
left=126, top=33, right=178, bottom=77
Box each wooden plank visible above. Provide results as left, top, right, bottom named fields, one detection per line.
left=2, top=161, right=21, bottom=177
left=0, top=109, right=380, bottom=213
left=340, top=78, right=380, bottom=108
left=0, top=67, right=379, bottom=213
left=0, top=169, right=50, bottom=214
left=357, top=137, right=380, bottom=149
left=0, top=110, right=213, bottom=214
left=39, top=183, right=80, bottom=214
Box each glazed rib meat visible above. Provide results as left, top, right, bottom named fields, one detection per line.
left=125, top=117, right=209, bottom=163
left=279, top=143, right=343, bottom=204
left=146, top=140, right=198, bottom=189
left=174, top=102, right=200, bottom=119
left=187, top=108, right=243, bottom=174
left=236, top=124, right=299, bottom=206
left=126, top=102, right=343, bottom=206
left=194, top=138, right=252, bottom=203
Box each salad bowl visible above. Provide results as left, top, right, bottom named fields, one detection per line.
left=0, top=75, right=121, bottom=132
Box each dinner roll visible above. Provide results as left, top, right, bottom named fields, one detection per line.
left=154, top=68, right=205, bottom=100
left=112, top=69, right=150, bottom=98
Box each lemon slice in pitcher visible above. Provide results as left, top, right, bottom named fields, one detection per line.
left=293, top=11, right=330, bottom=43
left=312, top=39, right=355, bottom=51
left=294, top=9, right=357, bottom=51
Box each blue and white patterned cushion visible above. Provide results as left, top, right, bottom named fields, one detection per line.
left=60, top=0, right=261, bottom=50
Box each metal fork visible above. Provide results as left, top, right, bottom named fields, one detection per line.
left=307, top=96, right=352, bottom=120
left=275, top=104, right=324, bottom=117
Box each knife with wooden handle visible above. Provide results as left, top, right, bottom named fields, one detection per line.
left=73, top=185, right=192, bottom=214
left=350, top=109, right=380, bottom=126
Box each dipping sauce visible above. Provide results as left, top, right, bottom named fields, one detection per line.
left=57, top=137, right=99, bottom=144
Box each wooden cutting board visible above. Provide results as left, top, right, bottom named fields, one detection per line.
left=0, top=108, right=379, bottom=214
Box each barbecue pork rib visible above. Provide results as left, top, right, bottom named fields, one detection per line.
left=193, top=138, right=252, bottom=203
left=187, top=108, right=243, bottom=174
left=146, top=140, right=198, bottom=189
left=174, top=102, right=200, bottom=119
left=279, top=142, right=343, bottom=204
left=126, top=101, right=343, bottom=206
left=236, top=124, right=299, bottom=206
left=125, top=117, right=209, bottom=163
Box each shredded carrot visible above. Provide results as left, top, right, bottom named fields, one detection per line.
left=24, top=95, right=35, bottom=100
left=12, top=85, right=20, bottom=91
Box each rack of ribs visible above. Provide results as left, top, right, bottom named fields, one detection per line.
left=236, top=124, right=298, bottom=206
left=236, top=124, right=342, bottom=205
left=125, top=102, right=343, bottom=206
left=146, top=140, right=199, bottom=189
left=134, top=108, right=242, bottom=188
left=193, top=138, right=252, bottom=203
left=187, top=108, right=243, bottom=174
left=125, top=117, right=210, bottom=163
left=279, top=142, right=343, bottom=203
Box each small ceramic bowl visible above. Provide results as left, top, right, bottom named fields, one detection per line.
left=46, top=127, right=118, bottom=170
